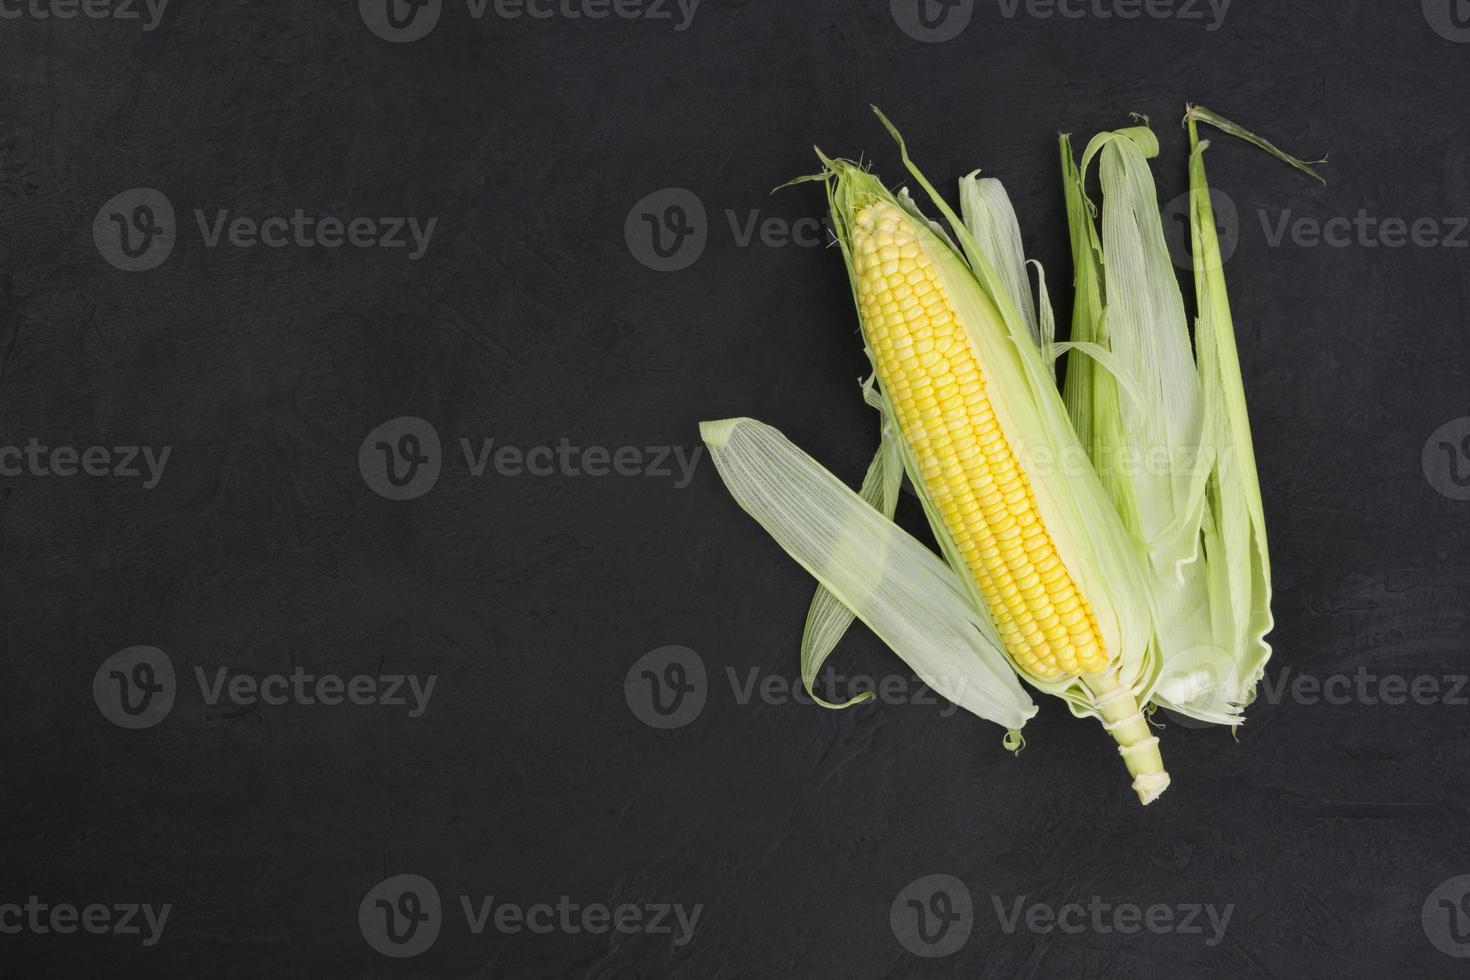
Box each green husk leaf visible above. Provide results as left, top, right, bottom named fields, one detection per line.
left=797, top=401, right=904, bottom=709
left=960, top=172, right=1047, bottom=358
left=1059, top=108, right=1318, bottom=724
left=1159, top=106, right=1315, bottom=721
left=701, top=417, right=1038, bottom=731
left=1184, top=105, right=1326, bottom=185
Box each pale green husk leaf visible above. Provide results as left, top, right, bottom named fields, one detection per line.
left=701, top=416, right=1038, bottom=732
left=796, top=383, right=904, bottom=709
left=1059, top=108, right=1320, bottom=724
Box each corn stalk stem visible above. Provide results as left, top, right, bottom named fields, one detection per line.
left=1085, top=669, right=1170, bottom=805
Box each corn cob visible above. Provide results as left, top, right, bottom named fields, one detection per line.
left=852, top=196, right=1170, bottom=805
left=831, top=170, right=1168, bottom=805
left=852, top=201, right=1107, bottom=682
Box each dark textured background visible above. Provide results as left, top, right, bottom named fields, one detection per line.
left=4, top=0, right=1470, bottom=976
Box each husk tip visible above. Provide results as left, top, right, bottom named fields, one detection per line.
left=699, top=417, right=744, bottom=449
left=870, top=105, right=905, bottom=147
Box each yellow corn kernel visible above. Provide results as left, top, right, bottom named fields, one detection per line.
left=851, top=200, right=1107, bottom=680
